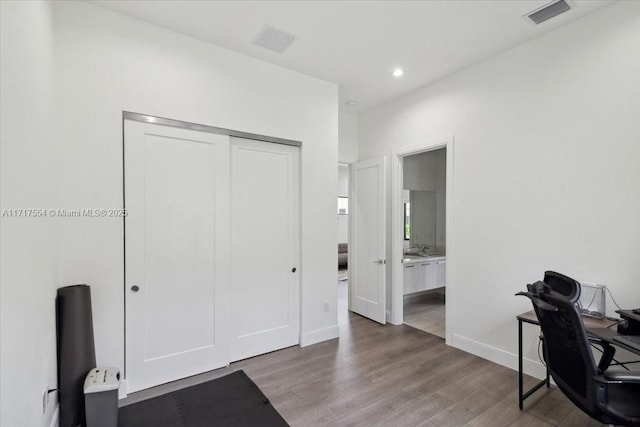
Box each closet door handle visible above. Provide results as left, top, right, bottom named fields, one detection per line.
left=291, top=267, right=297, bottom=273
left=131, top=285, right=140, bottom=292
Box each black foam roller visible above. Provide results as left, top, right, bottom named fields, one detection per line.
left=57, top=285, right=97, bottom=427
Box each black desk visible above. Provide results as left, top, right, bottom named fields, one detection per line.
left=587, top=327, right=640, bottom=355
left=516, top=310, right=624, bottom=410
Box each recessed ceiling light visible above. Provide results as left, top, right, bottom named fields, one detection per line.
left=346, top=100, right=359, bottom=107
left=392, top=68, right=404, bottom=77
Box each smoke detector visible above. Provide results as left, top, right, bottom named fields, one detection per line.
left=525, top=0, right=572, bottom=25
left=253, top=25, right=297, bottom=53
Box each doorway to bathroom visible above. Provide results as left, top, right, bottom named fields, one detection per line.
left=401, top=149, right=446, bottom=337
left=392, top=140, right=451, bottom=340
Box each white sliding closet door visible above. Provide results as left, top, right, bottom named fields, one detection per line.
left=124, top=120, right=230, bottom=393
left=230, top=138, right=300, bottom=361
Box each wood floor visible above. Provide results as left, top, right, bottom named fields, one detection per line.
left=239, top=313, right=604, bottom=426
left=403, top=291, right=446, bottom=338
left=121, top=303, right=606, bottom=426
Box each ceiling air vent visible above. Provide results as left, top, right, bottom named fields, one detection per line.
left=526, top=0, right=572, bottom=25
left=253, top=25, right=297, bottom=54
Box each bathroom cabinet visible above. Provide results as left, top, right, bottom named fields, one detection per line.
left=403, top=256, right=445, bottom=295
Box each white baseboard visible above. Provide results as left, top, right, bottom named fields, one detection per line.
left=300, top=325, right=339, bottom=347
left=48, top=405, right=59, bottom=427
left=451, top=333, right=547, bottom=380
left=387, top=310, right=404, bottom=325
left=118, top=379, right=127, bottom=399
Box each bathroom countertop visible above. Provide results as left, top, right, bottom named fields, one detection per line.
left=402, top=254, right=446, bottom=265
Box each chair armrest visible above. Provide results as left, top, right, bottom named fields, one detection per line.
left=588, top=336, right=616, bottom=371
left=603, top=370, right=640, bottom=383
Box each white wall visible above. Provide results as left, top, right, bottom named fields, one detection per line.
left=435, top=149, right=446, bottom=249
left=337, top=164, right=349, bottom=244
left=50, top=0, right=338, bottom=386
left=360, top=2, right=640, bottom=376
left=338, top=164, right=350, bottom=197
left=0, top=2, right=59, bottom=426
left=337, top=111, right=357, bottom=245
left=337, top=216, right=349, bottom=246
left=403, top=150, right=440, bottom=191
left=338, top=111, right=359, bottom=164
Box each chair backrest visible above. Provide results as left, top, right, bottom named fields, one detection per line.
left=529, top=271, right=599, bottom=413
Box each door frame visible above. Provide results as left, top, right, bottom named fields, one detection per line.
left=122, top=111, right=302, bottom=147
left=390, top=137, right=454, bottom=344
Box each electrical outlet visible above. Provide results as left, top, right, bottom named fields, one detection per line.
left=323, top=301, right=330, bottom=312
left=42, top=386, right=49, bottom=414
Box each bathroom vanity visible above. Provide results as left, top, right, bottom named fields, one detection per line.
left=402, top=255, right=446, bottom=295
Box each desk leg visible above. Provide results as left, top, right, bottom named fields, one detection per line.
left=518, top=319, right=524, bottom=410
left=518, top=320, right=551, bottom=409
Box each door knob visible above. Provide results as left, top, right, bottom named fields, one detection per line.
left=131, top=285, right=140, bottom=292
left=291, top=267, right=297, bottom=273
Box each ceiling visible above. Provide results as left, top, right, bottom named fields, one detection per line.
left=89, top=0, right=613, bottom=113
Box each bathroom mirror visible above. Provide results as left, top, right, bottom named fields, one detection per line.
left=409, top=190, right=437, bottom=248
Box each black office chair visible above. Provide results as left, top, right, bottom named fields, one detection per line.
left=518, top=271, right=640, bottom=426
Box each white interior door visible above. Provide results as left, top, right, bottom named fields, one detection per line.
left=230, top=138, right=300, bottom=361
left=124, top=120, right=230, bottom=393
left=350, top=157, right=387, bottom=324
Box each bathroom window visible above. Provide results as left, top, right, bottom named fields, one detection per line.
left=338, top=197, right=349, bottom=215
left=404, top=202, right=410, bottom=240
